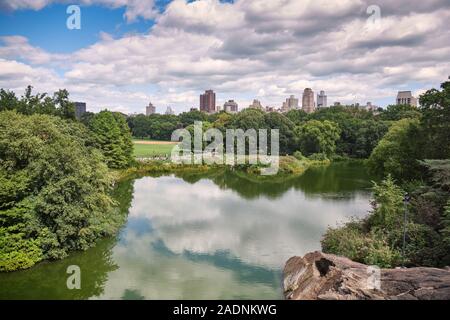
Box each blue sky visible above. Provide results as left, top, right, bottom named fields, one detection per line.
left=0, top=4, right=156, bottom=53
left=0, top=0, right=448, bottom=114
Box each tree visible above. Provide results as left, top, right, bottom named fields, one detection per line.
left=179, top=110, right=208, bottom=127
left=127, top=114, right=149, bottom=138
left=0, top=111, right=117, bottom=271
left=0, top=89, right=19, bottom=112
left=230, top=108, right=266, bottom=131
left=264, top=112, right=296, bottom=154
left=419, top=77, right=450, bottom=159
left=0, top=86, right=77, bottom=120
left=368, top=176, right=405, bottom=229
left=285, top=109, right=308, bottom=125
left=380, top=104, right=421, bottom=121
left=53, top=89, right=76, bottom=120
left=88, top=110, right=133, bottom=169
left=368, top=118, right=423, bottom=181
left=295, top=120, right=341, bottom=157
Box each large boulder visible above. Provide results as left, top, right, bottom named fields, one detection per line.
left=283, top=251, right=450, bottom=300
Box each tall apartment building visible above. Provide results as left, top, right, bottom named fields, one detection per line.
left=223, top=100, right=238, bottom=113
left=282, top=95, right=299, bottom=112
left=317, top=90, right=327, bottom=108
left=200, top=90, right=216, bottom=113
left=302, top=88, right=315, bottom=113
left=396, top=91, right=418, bottom=106
left=249, top=99, right=263, bottom=110
left=146, top=102, right=156, bottom=116
left=74, top=102, right=86, bottom=119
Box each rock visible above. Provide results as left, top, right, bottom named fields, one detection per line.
left=283, top=251, right=450, bottom=300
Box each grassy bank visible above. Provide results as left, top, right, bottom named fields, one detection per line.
left=114, top=155, right=330, bottom=182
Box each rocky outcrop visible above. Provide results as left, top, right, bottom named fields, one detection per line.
left=283, top=251, right=450, bottom=300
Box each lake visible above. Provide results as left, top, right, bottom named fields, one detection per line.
left=0, top=162, right=375, bottom=299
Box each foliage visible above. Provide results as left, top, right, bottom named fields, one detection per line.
left=295, top=120, right=341, bottom=156
left=443, top=200, right=450, bottom=246
left=87, top=110, right=134, bottom=169
left=419, top=77, right=450, bottom=159
left=367, top=78, right=450, bottom=181
left=323, top=168, right=450, bottom=267
left=321, top=222, right=401, bottom=268
left=308, top=153, right=328, bottom=161
left=263, top=112, right=296, bottom=154
left=0, top=111, right=118, bottom=271
left=379, top=104, right=421, bottom=121
left=0, top=86, right=75, bottom=119
left=322, top=176, right=406, bottom=267
left=127, top=113, right=181, bottom=140
left=368, top=118, right=423, bottom=181
left=367, top=176, right=405, bottom=229
left=293, top=151, right=306, bottom=160
left=126, top=104, right=392, bottom=159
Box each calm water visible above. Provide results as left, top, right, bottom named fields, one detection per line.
left=0, top=162, right=375, bottom=299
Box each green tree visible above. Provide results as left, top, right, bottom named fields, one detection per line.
left=230, top=108, right=266, bottom=131
left=368, top=118, right=423, bottom=181
left=285, top=109, right=308, bottom=125
left=295, top=120, right=341, bottom=157
left=127, top=114, right=151, bottom=138
left=380, top=104, right=421, bottom=121
left=419, top=77, right=450, bottom=159
left=0, top=111, right=118, bottom=271
left=179, top=110, right=208, bottom=127
left=53, top=89, right=75, bottom=120
left=264, top=112, right=296, bottom=154
left=0, top=89, right=19, bottom=112
left=88, top=110, right=133, bottom=169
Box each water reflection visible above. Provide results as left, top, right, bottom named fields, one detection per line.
left=0, top=163, right=375, bottom=300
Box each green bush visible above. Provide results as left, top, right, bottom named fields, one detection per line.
left=293, top=151, right=305, bottom=160
left=321, top=222, right=401, bottom=268
left=308, top=153, right=328, bottom=161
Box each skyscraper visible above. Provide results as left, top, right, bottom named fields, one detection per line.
left=200, top=90, right=216, bottom=113
left=146, top=102, right=156, bottom=115
left=223, top=100, right=238, bottom=113
left=396, top=91, right=418, bottom=106
left=249, top=99, right=263, bottom=110
left=282, top=95, right=299, bottom=112
left=317, top=90, right=327, bottom=108
left=74, top=102, right=86, bottom=119
left=302, top=88, right=315, bottom=113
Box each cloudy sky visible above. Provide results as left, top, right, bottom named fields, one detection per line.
left=0, top=0, right=449, bottom=114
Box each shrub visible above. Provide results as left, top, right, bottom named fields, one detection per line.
left=308, top=153, right=328, bottom=161
left=321, top=222, right=402, bottom=268
left=293, top=151, right=305, bottom=160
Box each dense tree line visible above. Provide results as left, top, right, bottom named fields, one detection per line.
left=323, top=78, right=450, bottom=268
left=128, top=104, right=396, bottom=159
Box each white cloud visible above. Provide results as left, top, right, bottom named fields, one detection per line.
left=0, top=0, right=449, bottom=113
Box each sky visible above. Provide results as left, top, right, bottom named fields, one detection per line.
left=0, top=0, right=449, bottom=115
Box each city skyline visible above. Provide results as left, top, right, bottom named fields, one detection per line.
left=0, top=0, right=449, bottom=114
left=76, top=87, right=420, bottom=116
